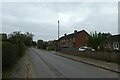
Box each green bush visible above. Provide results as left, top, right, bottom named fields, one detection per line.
left=17, top=41, right=26, bottom=57
left=2, top=41, right=26, bottom=70
left=2, top=42, right=19, bottom=69
left=113, top=49, right=120, bottom=53
left=47, top=47, right=55, bottom=51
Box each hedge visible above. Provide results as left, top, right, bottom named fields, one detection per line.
left=17, top=42, right=26, bottom=57
left=2, top=41, right=26, bottom=70
left=2, top=42, right=19, bottom=69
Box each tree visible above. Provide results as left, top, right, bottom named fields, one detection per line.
left=24, top=32, right=34, bottom=46
left=87, top=31, right=111, bottom=51
left=1, top=33, right=7, bottom=41
left=8, top=31, right=34, bottom=46
left=42, top=42, right=48, bottom=49
left=8, top=31, right=21, bottom=44
left=37, top=39, right=48, bottom=49
left=32, top=41, right=37, bottom=46
left=37, top=39, right=44, bottom=48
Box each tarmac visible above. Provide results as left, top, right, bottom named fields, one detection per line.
left=50, top=51, right=120, bottom=74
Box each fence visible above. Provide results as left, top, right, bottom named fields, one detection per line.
left=61, top=48, right=120, bottom=64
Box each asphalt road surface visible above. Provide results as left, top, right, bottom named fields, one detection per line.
left=28, top=48, right=119, bottom=78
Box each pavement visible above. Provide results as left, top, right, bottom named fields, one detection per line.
left=5, top=50, right=35, bottom=78
left=50, top=51, right=120, bottom=74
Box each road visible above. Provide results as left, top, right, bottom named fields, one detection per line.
left=28, top=48, right=119, bottom=78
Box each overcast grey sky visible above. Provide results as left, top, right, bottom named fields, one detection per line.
left=1, top=2, right=118, bottom=41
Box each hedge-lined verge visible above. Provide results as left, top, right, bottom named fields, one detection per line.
left=17, top=42, right=26, bottom=57
left=2, top=41, right=26, bottom=70
left=2, top=42, right=19, bottom=70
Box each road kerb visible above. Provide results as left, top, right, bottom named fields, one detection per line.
left=54, top=53, right=120, bottom=74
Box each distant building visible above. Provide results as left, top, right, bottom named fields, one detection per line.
left=48, top=40, right=57, bottom=49
left=106, top=34, right=120, bottom=50
left=58, top=30, right=89, bottom=48
left=0, top=33, right=7, bottom=41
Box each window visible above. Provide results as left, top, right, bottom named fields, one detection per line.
left=113, top=42, right=119, bottom=50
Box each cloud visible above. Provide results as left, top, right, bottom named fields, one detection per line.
left=2, top=2, right=118, bottom=41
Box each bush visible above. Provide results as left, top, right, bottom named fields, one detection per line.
left=2, top=42, right=19, bottom=69
left=47, top=47, right=55, bottom=51
left=113, top=49, right=120, bottom=53
left=17, top=42, right=26, bottom=57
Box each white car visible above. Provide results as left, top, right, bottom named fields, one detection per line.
left=90, top=48, right=95, bottom=52
left=79, top=46, right=95, bottom=52
left=78, top=46, right=88, bottom=51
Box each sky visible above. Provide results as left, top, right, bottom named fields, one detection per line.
left=1, top=2, right=119, bottom=41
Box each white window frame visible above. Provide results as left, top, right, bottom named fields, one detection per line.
left=113, top=42, right=119, bottom=50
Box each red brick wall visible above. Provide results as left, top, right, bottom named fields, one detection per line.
left=75, top=31, right=89, bottom=48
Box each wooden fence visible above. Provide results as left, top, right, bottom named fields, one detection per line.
left=61, top=48, right=120, bottom=64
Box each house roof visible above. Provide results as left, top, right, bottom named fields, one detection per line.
left=58, top=30, right=89, bottom=41
left=107, top=34, right=120, bottom=42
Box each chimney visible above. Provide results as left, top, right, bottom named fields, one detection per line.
left=74, top=30, right=77, bottom=33
left=64, top=33, right=67, bottom=36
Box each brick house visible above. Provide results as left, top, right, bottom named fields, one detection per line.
left=58, top=30, right=89, bottom=48
left=106, top=34, right=120, bottom=50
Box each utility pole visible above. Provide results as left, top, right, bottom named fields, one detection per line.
left=56, top=20, right=60, bottom=51
left=58, top=20, right=60, bottom=39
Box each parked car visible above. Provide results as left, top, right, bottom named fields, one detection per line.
left=78, top=46, right=95, bottom=52
left=78, top=46, right=87, bottom=51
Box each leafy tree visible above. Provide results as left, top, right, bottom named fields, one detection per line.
left=87, top=31, right=111, bottom=51
left=24, top=32, right=34, bottom=46
left=1, top=33, right=7, bottom=41
left=37, top=39, right=48, bottom=49
left=8, top=31, right=34, bottom=46
left=42, top=42, right=48, bottom=49
left=32, top=41, right=37, bottom=46
left=8, top=31, right=21, bottom=44
left=37, top=39, right=44, bottom=48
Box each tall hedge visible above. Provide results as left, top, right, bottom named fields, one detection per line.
left=2, top=42, right=19, bottom=69
left=2, top=41, right=26, bottom=70
left=17, top=42, right=26, bottom=57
